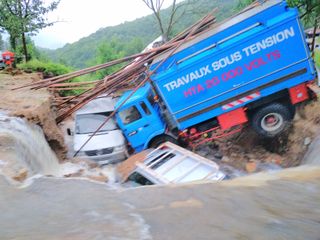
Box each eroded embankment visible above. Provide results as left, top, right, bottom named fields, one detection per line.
left=0, top=73, right=66, bottom=159
left=197, top=101, right=320, bottom=173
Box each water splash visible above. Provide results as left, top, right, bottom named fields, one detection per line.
left=0, top=113, right=61, bottom=177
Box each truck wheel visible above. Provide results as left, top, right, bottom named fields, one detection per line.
left=251, top=103, right=293, bottom=138
left=149, top=135, right=177, bottom=148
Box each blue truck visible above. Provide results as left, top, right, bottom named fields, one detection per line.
left=115, top=0, right=317, bottom=153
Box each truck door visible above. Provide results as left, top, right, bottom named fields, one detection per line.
left=118, top=102, right=159, bottom=151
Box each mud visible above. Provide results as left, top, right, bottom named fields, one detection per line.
left=0, top=72, right=66, bottom=160
left=195, top=101, right=320, bottom=174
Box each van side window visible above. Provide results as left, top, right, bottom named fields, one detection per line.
left=119, top=106, right=141, bottom=124
left=140, top=102, right=151, bottom=115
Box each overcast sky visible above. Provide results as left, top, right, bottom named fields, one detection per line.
left=33, top=0, right=180, bottom=49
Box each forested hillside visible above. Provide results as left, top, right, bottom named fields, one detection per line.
left=46, top=0, right=238, bottom=69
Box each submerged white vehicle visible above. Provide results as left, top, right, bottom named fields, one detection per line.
left=73, top=96, right=128, bottom=164
left=118, top=142, right=226, bottom=187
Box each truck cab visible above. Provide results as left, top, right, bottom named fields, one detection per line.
left=115, top=84, right=167, bottom=152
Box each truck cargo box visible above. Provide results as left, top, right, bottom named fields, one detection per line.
left=150, top=0, right=316, bottom=130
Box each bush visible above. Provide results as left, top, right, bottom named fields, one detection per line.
left=17, top=59, right=99, bottom=97
left=315, top=50, right=320, bottom=69
left=18, top=59, right=73, bottom=76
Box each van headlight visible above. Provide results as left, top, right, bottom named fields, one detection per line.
left=114, top=145, right=125, bottom=152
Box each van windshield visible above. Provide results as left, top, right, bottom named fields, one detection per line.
left=75, top=112, right=117, bottom=134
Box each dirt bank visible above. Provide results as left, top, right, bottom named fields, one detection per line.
left=0, top=72, right=66, bottom=160
left=212, top=101, right=320, bottom=173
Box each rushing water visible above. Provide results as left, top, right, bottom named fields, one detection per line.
left=0, top=113, right=118, bottom=185
left=0, top=113, right=61, bottom=177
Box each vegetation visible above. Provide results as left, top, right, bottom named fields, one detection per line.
left=0, top=0, right=60, bottom=61
left=141, top=0, right=181, bottom=42
left=88, top=38, right=144, bottom=80
left=18, top=59, right=72, bottom=76
left=46, top=0, right=237, bottom=69
left=315, top=50, right=320, bottom=69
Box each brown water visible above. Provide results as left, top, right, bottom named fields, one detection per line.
left=0, top=113, right=61, bottom=181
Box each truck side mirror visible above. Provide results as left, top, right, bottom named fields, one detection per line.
left=67, top=128, right=73, bottom=136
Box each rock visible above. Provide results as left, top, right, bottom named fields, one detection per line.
left=221, top=156, right=230, bottom=163
left=245, top=161, right=257, bottom=173
left=256, top=162, right=282, bottom=172
left=12, top=168, right=28, bottom=182
left=265, top=154, right=283, bottom=165
left=302, top=134, right=320, bottom=165
left=87, top=174, right=108, bottom=183
left=304, top=137, right=312, bottom=146
left=214, top=152, right=223, bottom=159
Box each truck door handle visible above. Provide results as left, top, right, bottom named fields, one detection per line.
left=128, top=131, right=137, bottom=136
left=143, top=124, right=149, bottom=128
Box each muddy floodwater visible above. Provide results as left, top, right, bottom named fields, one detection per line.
left=1, top=166, right=320, bottom=240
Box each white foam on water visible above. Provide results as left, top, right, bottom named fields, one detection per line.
left=0, top=114, right=61, bottom=177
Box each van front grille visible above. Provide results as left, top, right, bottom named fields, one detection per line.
left=85, top=147, right=113, bottom=156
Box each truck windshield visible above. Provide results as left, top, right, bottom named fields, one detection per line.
left=75, top=112, right=117, bottom=134
left=119, top=106, right=142, bottom=124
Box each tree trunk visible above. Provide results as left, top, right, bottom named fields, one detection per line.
left=9, top=35, right=17, bottom=51
left=310, top=19, right=317, bottom=57
left=21, top=32, right=28, bottom=62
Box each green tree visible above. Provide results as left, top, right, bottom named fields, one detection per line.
left=0, top=0, right=60, bottom=61
left=92, top=39, right=125, bottom=79
left=15, top=36, right=43, bottom=61
left=124, top=37, right=144, bottom=55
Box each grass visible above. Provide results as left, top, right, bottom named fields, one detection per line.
left=17, top=59, right=99, bottom=96
left=18, top=59, right=73, bottom=76
left=315, top=50, right=320, bottom=69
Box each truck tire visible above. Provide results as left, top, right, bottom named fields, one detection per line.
left=149, top=135, right=177, bottom=148
left=251, top=103, right=293, bottom=138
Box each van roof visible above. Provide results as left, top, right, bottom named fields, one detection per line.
left=76, top=96, right=117, bottom=115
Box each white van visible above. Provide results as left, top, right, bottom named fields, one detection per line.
left=73, top=96, right=128, bottom=164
